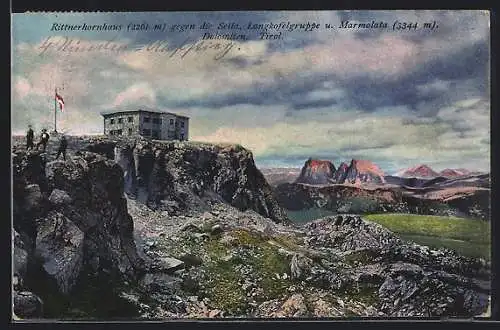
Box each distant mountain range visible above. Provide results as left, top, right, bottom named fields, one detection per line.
left=294, top=158, right=385, bottom=185
left=259, top=167, right=301, bottom=186
left=262, top=158, right=490, bottom=220
left=261, top=160, right=486, bottom=187
left=395, top=164, right=482, bottom=178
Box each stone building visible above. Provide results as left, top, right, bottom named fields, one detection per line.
left=101, top=109, right=189, bottom=141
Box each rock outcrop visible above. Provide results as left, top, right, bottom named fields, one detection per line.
left=294, top=158, right=385, bottom=185
left=295, top=159, right=336, bottom=185
left=12, top=149, right=145, bottom=317
left=340, top=159, right=385, bottom=184
left=126, top=203, right=490, bottom=318
left=332, top=162, right=349, bottom=183
left=13, top=229, right=44, bottom=318
left=85, top=138, right=289, bottom=224
left=302, top=215, right=490, bottom=317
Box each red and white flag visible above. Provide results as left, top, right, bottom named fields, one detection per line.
left=55, top=92, right=65, bottom=111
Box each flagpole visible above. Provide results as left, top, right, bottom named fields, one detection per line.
left=54, top=87, right=57, bottom=134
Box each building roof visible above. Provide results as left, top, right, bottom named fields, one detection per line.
left=100, top=108, right=189, bottom=119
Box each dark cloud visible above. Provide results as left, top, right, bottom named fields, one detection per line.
left=12, top=11, right=490, bottom=173
left=149, top=28, right=488, bottom=118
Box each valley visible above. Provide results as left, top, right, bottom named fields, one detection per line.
left=11, top=137, right=491, bottom=319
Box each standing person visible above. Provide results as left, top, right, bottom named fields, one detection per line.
left=36, top=129, right=50, bottom=152
left=56, top=134, right=68, bottom=161
left=26, top=125, right=34, bottom=150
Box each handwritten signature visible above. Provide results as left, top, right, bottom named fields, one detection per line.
left=37, top=36, right=236, bottom=60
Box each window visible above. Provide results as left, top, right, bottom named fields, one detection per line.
left=169, top=119, right=174, bottom=125
left=180, top=121, right=185, bottom=128
left=128, top=128, right=133, bottom=135
left=116, top=129, right=122, bottom=136
left=110, top=118, right=115, bottom=124
left=118, top=118, right=123, bottom=124
left=152, top=130, right=160, bottom=139
left=128, top=116, right=133, bottom=123
left=142, top=129, right=151, bottom=136
left=180, top=134, right=184, bottom=140
left=143, top=117, right=150, bottom=123
left=152, top=118, right=160, bottom=124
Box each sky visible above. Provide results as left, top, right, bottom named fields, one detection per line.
left=11, top=11, right=490, bottom=174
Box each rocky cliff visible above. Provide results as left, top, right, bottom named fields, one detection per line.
left=84, top=138, right=289, bottom=224
left=339, top=159, right=385, bottom=184
left=12, top=136, right=290, bottom=318
left=295, top=158, right=385, bottom=185
left=12, top=149, right=144, bottom=318
left=295, top=159, right=336, bottom=185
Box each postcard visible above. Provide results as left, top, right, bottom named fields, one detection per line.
left=11, top=10, right=491, bottom=320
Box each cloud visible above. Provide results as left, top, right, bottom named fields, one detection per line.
left=11, top=11, right=490, bottom=173
left=191, top=98, right=489, bottom=173
left=416, top=79, right=452, bottom=96
left=112, top=82, right=157, bottom=107
left=13, top=76, right=34, bottom=99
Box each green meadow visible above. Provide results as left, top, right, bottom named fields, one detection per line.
left=364, top=213, right=491, bottom=260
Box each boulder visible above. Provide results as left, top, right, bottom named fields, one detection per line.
left=178, top=253, right=203, bottom=267
left=13, top=291, right=44, bottom=318
left=35, top=212, right=85, bottom=295
left=23, top=184, right=45, bottom=214
left=139, top=273, right=182, bottom=294
left=158, top=257, right=185, bottom=273
left=290, top=254, right=313, bottom=280
left=310, top=298, right=344, bottom=317
left=48, top=189, right=72, bottom=206
left=210, top=224, right=223, bottom=235
left=13, top=230, right=29, bottom=277
left=273, top=294, right=310, bottom=317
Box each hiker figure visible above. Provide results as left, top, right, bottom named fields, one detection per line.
left=36, top=129, right=50, bottom=152
left=26, top=125, right=34, bottom=150
left=56, top=135, right=68, bottom=161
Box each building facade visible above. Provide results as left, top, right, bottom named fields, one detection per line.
left=101, top=109, right=189, bottom=140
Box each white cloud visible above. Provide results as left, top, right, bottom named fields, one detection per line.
left=112, top=82, right=157, bottom=108
left=12, top=76, right=33, bottom=99
left=11, top=11, right=490, bottom=172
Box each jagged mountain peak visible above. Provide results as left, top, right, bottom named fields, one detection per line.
left=295, top=158, right=336, bottom=185
left=395, top=164, right=439, bottom=178
left=342, top=158, right=385, bottom=184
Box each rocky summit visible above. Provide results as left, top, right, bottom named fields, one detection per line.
left=11, top=136, right=490, bottom=319
left=295, top=159, right=336, bottom=185
left=295, top=158, right=385, bottom=186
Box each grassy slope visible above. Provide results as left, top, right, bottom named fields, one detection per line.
left=364, top=214, right=491, bottom=260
